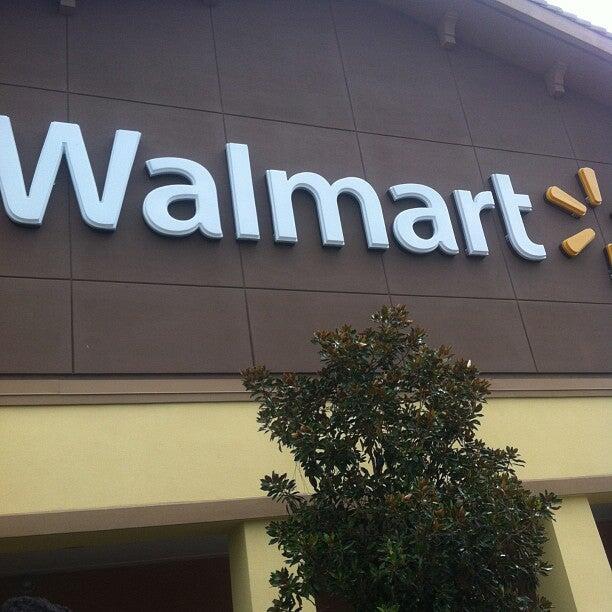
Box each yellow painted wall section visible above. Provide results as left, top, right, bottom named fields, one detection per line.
left=0, top=402, right=295, bottom=515
left=540, top=496, right=612, bottom=611
left=229, top=519, right=315, bottom=612
left=477, top=397, right=612, bottom=481
left=0, top=397, right=610, bottom=516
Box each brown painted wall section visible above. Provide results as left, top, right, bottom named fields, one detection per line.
left=0, top=0, right=610, bottom=376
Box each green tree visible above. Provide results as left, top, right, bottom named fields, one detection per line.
left=243, top=306, right=559, bottom=612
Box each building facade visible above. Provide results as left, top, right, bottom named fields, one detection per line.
left=0, top=0, right=610, bottom=610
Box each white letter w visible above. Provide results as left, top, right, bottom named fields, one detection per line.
left=0, top=116, right=141, bottom=230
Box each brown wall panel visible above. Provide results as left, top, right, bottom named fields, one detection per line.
left=359, top=133, right=514, bottom=299
left=520, top=301, right=612, bottom=373
left=0, top=0, right=609, bottom=377
left=247, top=289, right=389, bottom=372
left=213, top=0, right=353, bottom=129
left=0, top=0, right=66, bottom=91
left=391, top=295, right=536, bottom=373
left=475, top=148, right=611, bottom=304
left=68, top=95, right=243, bottom=287
left=0, top=278, right=71, bottom=374
left=0, top=85, right=70, bottom=279
left=73, top=282, right=252, bottom=374
left=225, top=116, right=389, bottom=294
left=449, top=44, right=573, bottom=157
left=68, top=0, right=221, bottom=111
left=332, top=0, right=470, bottom=144
left=559, top=91, right=612, bottom=164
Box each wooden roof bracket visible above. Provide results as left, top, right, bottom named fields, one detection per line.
left=438, top=10, right=459, bottom=49
left=58, top=0, right=76, bottom=15
left=545, top=60, right=568, bottom=97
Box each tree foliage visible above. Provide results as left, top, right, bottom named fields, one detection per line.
left=242, top=306, right=559, bottom=612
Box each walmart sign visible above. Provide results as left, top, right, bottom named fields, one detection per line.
left=0, top=116, right=546, bottom=261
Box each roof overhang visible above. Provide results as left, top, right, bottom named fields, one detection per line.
left=379, top=0, right=612, bottom=107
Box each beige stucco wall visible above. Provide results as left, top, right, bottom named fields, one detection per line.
left=0, top=396, right=610, bottom=516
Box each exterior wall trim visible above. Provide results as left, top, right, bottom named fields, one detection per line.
left=0, top=376, right=610, bottom=406
left=0, top=475, right=610, bottom=539
left=382, top=0, right=612, bottom=59
left=482, top=0, right=612, bottom=57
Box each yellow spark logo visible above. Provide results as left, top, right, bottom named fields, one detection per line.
left=545, top=168, right=611, bottom=272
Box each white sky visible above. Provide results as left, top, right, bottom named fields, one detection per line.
left=549, top=0, right=612, bottom=32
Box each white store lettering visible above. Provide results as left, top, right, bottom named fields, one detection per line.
left=0, top=116, right=546, bottom=261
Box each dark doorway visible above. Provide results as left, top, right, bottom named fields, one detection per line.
left=592, top=503, right=612, bottom=567
left=0, top=556, right=232, bottom=612
left=0, top=532, right=233, bottom=612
